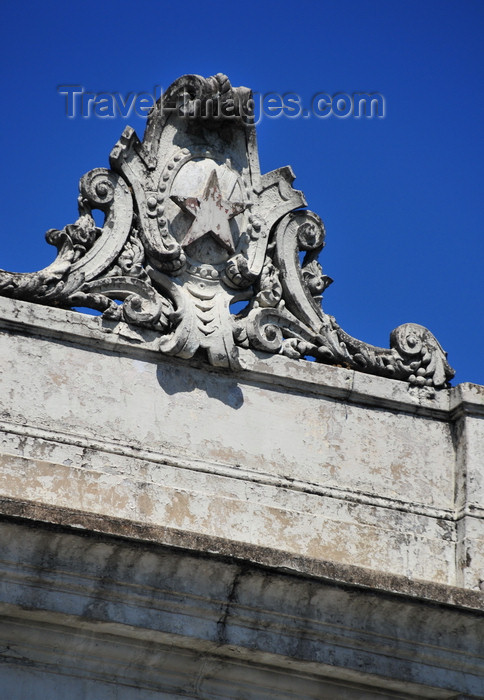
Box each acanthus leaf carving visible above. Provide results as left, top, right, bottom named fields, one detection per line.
left=0, top=73, right=455, bottom=388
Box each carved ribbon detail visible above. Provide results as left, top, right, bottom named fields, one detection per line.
left=0, top=73, right=454, bottom=388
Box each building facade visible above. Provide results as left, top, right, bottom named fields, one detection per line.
left=0, top=74, right=482, bottom=699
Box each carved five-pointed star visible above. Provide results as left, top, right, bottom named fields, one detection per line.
left=171, top=169, right=245, bottom=253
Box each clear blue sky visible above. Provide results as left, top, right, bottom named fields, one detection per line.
left=1, top=0, right=482, bottom=385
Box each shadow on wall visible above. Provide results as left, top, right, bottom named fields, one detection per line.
left=156, top=363, right=244, bottom=409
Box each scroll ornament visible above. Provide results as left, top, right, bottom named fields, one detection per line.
left=0, top=73, right=454, bottom=389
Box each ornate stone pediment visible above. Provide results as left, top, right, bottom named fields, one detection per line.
left=0, top=73, right=454, bottom=387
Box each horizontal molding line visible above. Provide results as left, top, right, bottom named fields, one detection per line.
left=449, top=402, right=484, bottom=420
left=0, top=563, right=223, bottom=625
left=239, top=365, right=452, bottom=419
left=0, top=418, right=468, bottom=522
left=0, top=608, right=471, bottom=700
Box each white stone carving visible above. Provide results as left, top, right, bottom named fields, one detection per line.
left=0, top=73, right=454, bottom=386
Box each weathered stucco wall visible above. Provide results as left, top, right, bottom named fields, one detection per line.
left=0, top=296, right=483, bottom=699
left=0, top=296, right=482, bottom=590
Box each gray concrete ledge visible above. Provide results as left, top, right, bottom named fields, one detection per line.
left=1, top=516, right=483, bottom=700
left=1, top=498, right=482, bottom=612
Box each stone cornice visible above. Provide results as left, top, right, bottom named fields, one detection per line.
left=1, top=516, right=483, bottom=698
